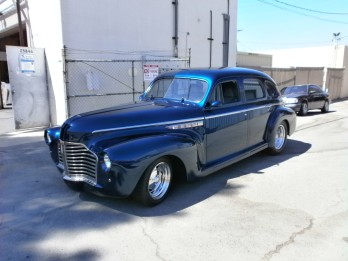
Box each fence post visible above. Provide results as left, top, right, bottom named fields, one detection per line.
left=132, top=60, right=135, bottom=102
left=62, top=45, right=70, bottom=118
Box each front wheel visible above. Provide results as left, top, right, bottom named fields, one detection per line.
left=299, top=102, right=308, bottom=116
left=267, top=121, right=288, bottom=155
left=321, top=100, right=329, bottom=113
left=134, top=157, right=172, bottom=206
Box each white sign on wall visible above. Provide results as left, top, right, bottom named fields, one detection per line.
left=143, top=64, right=159, bottom=81
left=19, top=48, right=35, bottom=73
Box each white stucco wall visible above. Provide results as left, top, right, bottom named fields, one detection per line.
left=26, top=0, right=65, bottom=125
left=60, top=0, right=237, bottom=68
left=2, top=0, right=237, bottom=125
left=264, top=45, right=343, bottom=68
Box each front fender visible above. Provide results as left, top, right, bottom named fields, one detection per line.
left=101, top=134, right=199, bottom=196
left=44, top=127, right=61, bottom=165
left=265, top=106, right=296, bottom=143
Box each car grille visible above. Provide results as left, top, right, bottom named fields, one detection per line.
left=58, top=141, right=98, bottom=185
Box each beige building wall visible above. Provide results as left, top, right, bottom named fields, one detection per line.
left=263, top=45, right=348, bottom=98
left=237, top=52, right=272, bottom=68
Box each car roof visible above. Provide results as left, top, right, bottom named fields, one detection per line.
left=158, top=67, right=275, bottom=84
left=285, top=85, right=308, bottom=88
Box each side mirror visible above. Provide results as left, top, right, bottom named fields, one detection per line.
left=206, top=100, right=222, bottom=109
left=211, top=100, right=222, bottom=107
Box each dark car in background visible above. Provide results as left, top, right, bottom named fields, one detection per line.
left=281, top=84, right=330, bottom=116
left=45, top=68, right=296, bottom=206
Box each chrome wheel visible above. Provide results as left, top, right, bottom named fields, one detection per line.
left=148, top=161, right=171, bottom=200
left=299, top=102, right=308, bottom=116
left=134, top=157, right=173, bottom=206
left=274, top=124, right=286, bottom=150
left=267, top=121, right=288, bottom=155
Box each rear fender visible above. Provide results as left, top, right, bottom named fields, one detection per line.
left=265, top=106, right=296, bottom=144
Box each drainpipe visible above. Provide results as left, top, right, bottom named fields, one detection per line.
left=222, top=0, right=230, bottom=67
left=207, top=10, right=214, bottom=68
left=16, top=0, right=25, bottom=46
left=172, top=0, right=179, bottom=57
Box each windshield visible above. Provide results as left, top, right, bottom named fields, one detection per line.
left=145, top=78, right=208, bottom=103
left=281, top=85, right=308, bottom=95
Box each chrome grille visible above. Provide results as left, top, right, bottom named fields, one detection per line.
left=59, top=141, right=98, bottom=185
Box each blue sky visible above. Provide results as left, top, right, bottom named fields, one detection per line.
left=237, top=0, right=348, bottom=52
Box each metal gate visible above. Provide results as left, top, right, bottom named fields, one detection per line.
left=64, top=56, right=189, bottom=116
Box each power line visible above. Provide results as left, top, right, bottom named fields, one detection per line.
left=257, top=0, right=348, bottom=24
left=272, top=0, right=348, bottom=15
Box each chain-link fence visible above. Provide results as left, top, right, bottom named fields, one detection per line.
left=64, top=56, right=189, bottom=116
left=65, top=53, right=344, bottom=116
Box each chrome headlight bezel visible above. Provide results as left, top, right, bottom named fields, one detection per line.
left=45, top=131, right=52, bottom=145
left=103, top=153, right=112, bottom=171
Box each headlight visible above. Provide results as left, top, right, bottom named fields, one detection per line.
left=283, top=97, right=298, bottom=103
left=103, top=154, right=111, bottom=171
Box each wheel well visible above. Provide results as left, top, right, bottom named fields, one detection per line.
left=166, top=155, right=187, bottom=182
left=283, top=120, right=290, bottom=135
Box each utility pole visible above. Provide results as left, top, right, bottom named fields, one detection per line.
left=332, top=32, right=340, bottom=68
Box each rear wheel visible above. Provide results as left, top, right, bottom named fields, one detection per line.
left=321, top=100, right=329, bottom=113
left=267, top=121, right=288, bottom=155
left=299, top=102, right=308, bottom=116
left=134, top=157, right=172, bottom=206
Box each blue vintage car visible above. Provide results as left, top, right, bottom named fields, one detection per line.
left=45, top=68, right=296, bottom=206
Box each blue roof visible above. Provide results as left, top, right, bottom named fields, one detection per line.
left=159, top=67, right=274, bottom=84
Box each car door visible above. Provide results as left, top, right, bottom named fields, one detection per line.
left=308, top=85, right=325, bottom=109
left=242, top=78, right=273, bottom=147
left=204, top=79, right=248, bottom=165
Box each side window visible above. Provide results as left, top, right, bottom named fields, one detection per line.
left=265, top=80, right=280, bottom=98
left=221, top=81, right=240, bottom=104
left=208, top=80, right=240, bottom=105
left=309, top=85, right=322, bottom=94
left=146, top=78, right=173, bottom=98
left=243, top=79, right=265, bottom=101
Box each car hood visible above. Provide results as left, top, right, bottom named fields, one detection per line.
left=60, top=100, right=203, bottom=141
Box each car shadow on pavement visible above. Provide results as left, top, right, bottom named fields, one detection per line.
left=299, top=110, right=336, bottom=117
left=79, top=139, right=312, bottom=216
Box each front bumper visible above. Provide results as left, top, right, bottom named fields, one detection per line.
left=54, top=140, right=136, bottom=198
left=284, top=103, right=301, bottom=112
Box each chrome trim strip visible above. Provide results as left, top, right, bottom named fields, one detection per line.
left=205, top=104, right=278, bottom=120
left=166, top=120, right=204, bottom=130
left=92, top=117, right=205, bottom=133
left=92, top=104, right=281, bottom=133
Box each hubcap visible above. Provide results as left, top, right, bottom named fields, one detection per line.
left=148, top=162, right=171, bottom=200
left=303, top=103, right=308, bottom=113
left=274, top=124, right=286, bottom=150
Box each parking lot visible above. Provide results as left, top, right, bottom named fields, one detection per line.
left=1, top=100, right=347, bottom=261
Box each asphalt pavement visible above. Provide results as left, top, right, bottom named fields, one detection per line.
left=0, top=100, right=347, bottom=261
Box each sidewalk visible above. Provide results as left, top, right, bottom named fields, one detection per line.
left=0, top=109, right=15, bottom=134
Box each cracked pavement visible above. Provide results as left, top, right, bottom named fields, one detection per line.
left=1, top=100, right=348, bottom=260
